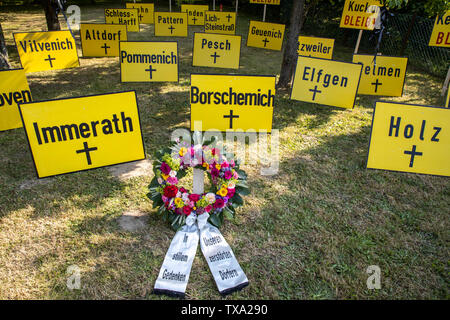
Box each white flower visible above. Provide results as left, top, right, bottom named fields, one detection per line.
left=228, top=181, right=235, bottom=189
left=157, top=177, right=163, bottom=184
left=176, top=191, right=181, bottom=198
left=182, top=193, right=189, bottom=202
left=205, top=193, right=216, bottom=204
left=169, top=170, right=177, bottom=177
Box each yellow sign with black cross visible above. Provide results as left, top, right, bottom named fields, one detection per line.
left=120, top=41, right=178, bottom=82
left=291, top=56, right=362, bottom=109
left=247, top=21, right=285, bottom=51
left=126, top=3, right=155, bottom=24
left=190, top=74, right=275, bottom=132
left=352, top=54, right=408, bottom=96
left=18, top=91, right=146, bottom=178
left=154, top=12, right=188, bottom=37
left=249, top=0, right=280, bottom=4
left=205, top=11, right=236, bottom=35
left=298, top=36, right=335, bottom=59
left=193, top=33, right=241, bottom=69
left=367, top=102, right=450, bottom=177
left=429, top=10, right=450, bottom=47
left=80, top=24, right=127, bottom=57
left=0, top=68, right=32, bottom=131
left=181, top=4, right=209, bottom=26
left=340, top=0, right=382, bottom=30
left=104, top=8, right=140, bottom=32
left=13, top=31, right=79, bottom=73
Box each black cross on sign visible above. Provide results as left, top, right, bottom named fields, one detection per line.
left=262, top=38, right=269, bottom=47
left=211, top=52, right=220, bottom=64
left=138, top=14, right=144, bottom=21
left=168, top=25, right=175, bottom=34
left=226, top=14, right=232, bottom=22
left=101, top=43, right=110, bottom=54
left=371, top=79, right=383, bottom=93
left=76, top=141, right=98, bottom=165
left=309, top=85, right=322, bottom=101
left=404, top=145, right=423, bottom=168
left=44, top=54, right=56, bottom=68
left=223, top=110, right=239, bottom=129
left=145, top=65, right=157, bottom=79
left=192, top=16, right=198, bottom=24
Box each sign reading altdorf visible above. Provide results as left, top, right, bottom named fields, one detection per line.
left=80, top=24, right=127, bottom=57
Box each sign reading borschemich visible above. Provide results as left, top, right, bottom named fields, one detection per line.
left=154, top=12, right=188, bottom=37
left=205, top=11, right=236, bottom=35
left=246, top=21, right=285, bottom=51
left=104, top=8, right=140, bottom=32
left=193, top=33, right=241, bottom=69
left=80, top=24, right=127, bottom=57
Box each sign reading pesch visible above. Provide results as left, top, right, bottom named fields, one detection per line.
left=193, top=33, right=241, bottom=69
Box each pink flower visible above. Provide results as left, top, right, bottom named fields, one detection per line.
left=162, top=195, right=168, bottom=203
left=224, top=171, right=232, bottom=180
left=211, top=168, right=220, bottom=177
left=188, top=194, right=200, bottom=202
left=183, top=206, right=192, bottom=215
left=160, top=162, right=171, bottom=175
left=167, top=177, right=178, bottom=185
left=205, top=205, right=212, bottom=213
left=213, top=198, right=225, bottom=209
left=230, top=160, right=235, bottom=167
left=227, top=188, right=235, bottom=198
left=233, top=171, right=239, bottom=179
left=221, top=161, right=229, bottom=168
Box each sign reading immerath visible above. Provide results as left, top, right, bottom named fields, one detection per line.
left=126, top=3, right=155, bottom=24
left=120, top=41, right=178, bottom=82
left=13, top=31, right=79, bottom=73
left=80, top=24, right=127, bottom=57
left=205, top=11, right=236, bottom=35
left=298, top=36, right=335, bottom=59
left=190, top=74, right=275, bottom=132
left=291, top=56, right=362, bottom=109
left=193, top=33, right=241, bottom=69
left=181, top=4, right=209, bottom=26
left=367, top=102, right=449, bottom=177
left=429, top=10, right=450, bottom=47
left=247, top=21, right=285, bottom=51
left=104, top=8, right=140, bottom=32
left=19, top=91, right=146, bottom=178
left=154, top=12, right=188, bottom=37
left=340, top=0, right=382, bottom=30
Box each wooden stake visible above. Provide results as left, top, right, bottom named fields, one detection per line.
left=354, top=30, right=363, bottom=54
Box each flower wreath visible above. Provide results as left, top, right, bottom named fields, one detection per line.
left=147, top=139, right=249, bottom=230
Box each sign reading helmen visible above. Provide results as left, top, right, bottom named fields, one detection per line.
left=190, top=74, right=275, bottom=132
left=291, top=56, right=362, bottom=109
left=181, top=4, right=209, bottom=26
left=367, top=102, right=450, bottom=177
left=80, top=24, right=127, bottom=57
left=340, top=0, right=382, bottom=30
left=298, top=36, right=335, bottom=59
left=154, top=12, right=188, bottom=37
left=429, top=10, right=450, bottom=47
left=247, top=21, right=285, bottom=51
left=104, top=8, right=140, bottom=32
left=193, top=33, right=241, bottom=69
left=205, top=11, right=236, bottom=35
left=120, top=41, right=178, bottom=82
left=13, top=31, right=79, bottom=73
left=126, top=3, right=155, bottom=24
left=19, top=91, right=146, bottom=178
left=353, top=54, right=408, bottom=96
left=0, top=69, right=32, bottom=131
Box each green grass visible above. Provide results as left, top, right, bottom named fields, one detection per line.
left=0, top=5, right=449, bottom=300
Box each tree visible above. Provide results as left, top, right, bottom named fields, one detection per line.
left=0, top=24, right=11, bottom=70
left=42, top=0, right=61, bottom=31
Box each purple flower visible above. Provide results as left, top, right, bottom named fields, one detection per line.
left=224, top=171, right=232, bottom=180
left=160, top=162, right=171, bottom=175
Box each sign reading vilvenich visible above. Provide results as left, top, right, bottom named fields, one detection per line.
left=80, top=24, right=127, bottom=57
left=247, top=21, right=285, bottom=51
left=193, top=33, right=241, bottom=69
left=339, top=0, right=382, bottom=30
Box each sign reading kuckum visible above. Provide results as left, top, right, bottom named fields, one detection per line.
left=298, top=36, right=335, bottom=59
left=291, top=56, right=362, bottom=109
left=340, top=0, right=382, bottom=30
left=13, top=31, right=79, bottom=73
left=19, top=91, right=145, bottom=178
left=104, top=8, right=140, bottom=32
left=247, top=21, right=285, bottom=51
left=367, top=102, right=450, bottom=177
left=0, top=69, right=32, bottom=131
left=352, top=54, right=407, bottom=96
left=429, top=10, right=450, bottom=47
left=193, top=33, right=241, bottom=69
left=80, top=24, right=127, bottom=57
left=249, top=0, right=280, bottom=4
left=154, top=12, right=188, bottom=37
left=181, top=4, right=209, bottom=25
left=205, top=11, right=236, bottom=35
left=126, top=3, right=155, bottom=24
left=190, top=74, right=275, bottom=132
left=120, top=41, right=178, bottom=82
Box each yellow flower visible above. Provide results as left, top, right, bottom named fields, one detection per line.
left=202, top=162, right=210, bottom=170
left=162, top=173, right=169, bottom=180
left=174, top=198, right=184, bottom=208
left=217, top=188, right=228, bottom=197
left=215, top=164, right=221, bottom=170
left=179, top=147, right=187, bottom=157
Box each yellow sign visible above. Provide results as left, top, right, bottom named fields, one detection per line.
left=0, top=69, right=31, bottom=131
left=205, top=11, right=236, bottom=35
left=104, top=8, right=140, bottom=32
left=19, top=91, right=146, bottom=178
left=120, top=41, right=178, bottom=82
left=298, top=36, right=334, bottom=59
left=446, top=87, right=449, bottom=108
left=340, top=0, right=382, bottom=30
left=193, top=33, right=241, bottom=69
left=429, top=10, right=450, bottom=47
left=126, top=3, right=155, bottom=24
left=181, top=4, right=209, bottom=26
left=13, top=31, right=79, bottom=73
left=291, top=56, right=362, bottom=109
left=367, top=102, right=450, bottom=177
left=154, top=12, right=188, bottom=37
left=247, top=21, right=285, bottom=51
left=352, top=54, right=408, bottom=96
left=80, top=24, right=127, bottom=57
left=190, top=74, right=275, bottom=132
left=249, top=0, right=280, bottom=4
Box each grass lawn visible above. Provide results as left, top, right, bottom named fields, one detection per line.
left=0, top=5, right=448, bottom=300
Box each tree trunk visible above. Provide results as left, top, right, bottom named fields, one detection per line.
left=399, top=13, right=416, bottom=56
left=0, top=23, right=11, bottom=70
left=42, top=0, right=61, bottom=31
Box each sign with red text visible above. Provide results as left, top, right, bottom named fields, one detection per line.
left=429, top=10, right=450, bottom=47
left=340, top=0, right=382, bottom=30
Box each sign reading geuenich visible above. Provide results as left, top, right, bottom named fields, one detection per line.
left=104, top=8, right=140, bottom=32
left=19, top=91, right=145, bottom=178
left=352, top=54, right=407, bottom=96
left=247, top=21, right=285, bottom=51
left=298, top=36, right=335, bottom=59
left=0, top=69, right=32, bottom=131
left=181, top=4, right=209, bottom=25
left=154, top=12, right=188, bottom=37
left=249, top=0, right=280, bottom=4
left=429, top=10, right=450, bottom=47
left=13, top=31, right=79, bottom=73
left=205, top=11, right=236, bottom=35
left=126, top=3, right=155, bottom=24
left=120, top=41, right=178, bottom=82
left=80, top=24, right=127, bottom=57
left=190, top=74, right=275, bottom=132
left=193, top=33, right=241, bottom=69
left=367, top=102, right=450, bottom=177
left=340, top=0, right=382, bottom=30
left=291, top=56, right=362, bottom=109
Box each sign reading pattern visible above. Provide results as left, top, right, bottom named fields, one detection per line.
left=13, top=31, right=79, bottom=73
left=291, top=56, right=362, bottom=109
left=205, top=11, right=236, bottom=35
left=80, top=24, right=127, bottom=57
left=19, top=91, right=146, bottom=178
left=429, top=10, right=450, bottom=47
left=120, top=41, right=178, bottom=82
left=340, top=0, right=382, bottom=30
left=181, top=4, right=209, bottom=26
left=0, top=69, right=32, bottom=131
left=190, top=74, right=275, bottom=132
left=104, top=8, right=140, bottom=32
left=247, top=21, right=285, bottom=51
left=154, top=12, right=188, bottom=37
left=367, top=102, right=450, bottom=177
left=193, top=33, right=241, bottom=69
left=352, top=54, right=408, bottom=96
left=298, top=36, right=335, bottom=59
left=126, top=3, right=155, bottom=24
left=249, top=0, right=280, bottom=4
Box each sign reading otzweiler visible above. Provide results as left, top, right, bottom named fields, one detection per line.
left=80, top=24, right=127, bottom=57
left=19, top=91, right=146, bottom=178
left=247, top=21, right=285, bottom=51
left=340, top=0, right=382, bottom=30
left=298, top=36, right=335, bottom=59
left=13, top=31, right=79, bottom=73
left=367, top=102, right=450, bottom=177
left=154, top=12, right=188, bottom=37
left=181, top=4, right=209, bottom=26
left=429, top=10, right=450, bottom=47
left=291, top=56, right=362, bottom=109
left=205, top=11, right=236, bottom=35
left=190, top=74, right=275, bottom=132
left=126, top=3, right=155, bottom=24
left=104, top=8, right=140, bottom=32
left=193, top=33, right=241, bottom=69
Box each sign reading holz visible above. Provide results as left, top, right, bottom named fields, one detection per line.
left=105, top=8, right=140, bottom=32
left=80, top=24, right=127, bottom=57
left=126, top=3, right=155, bottom=24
